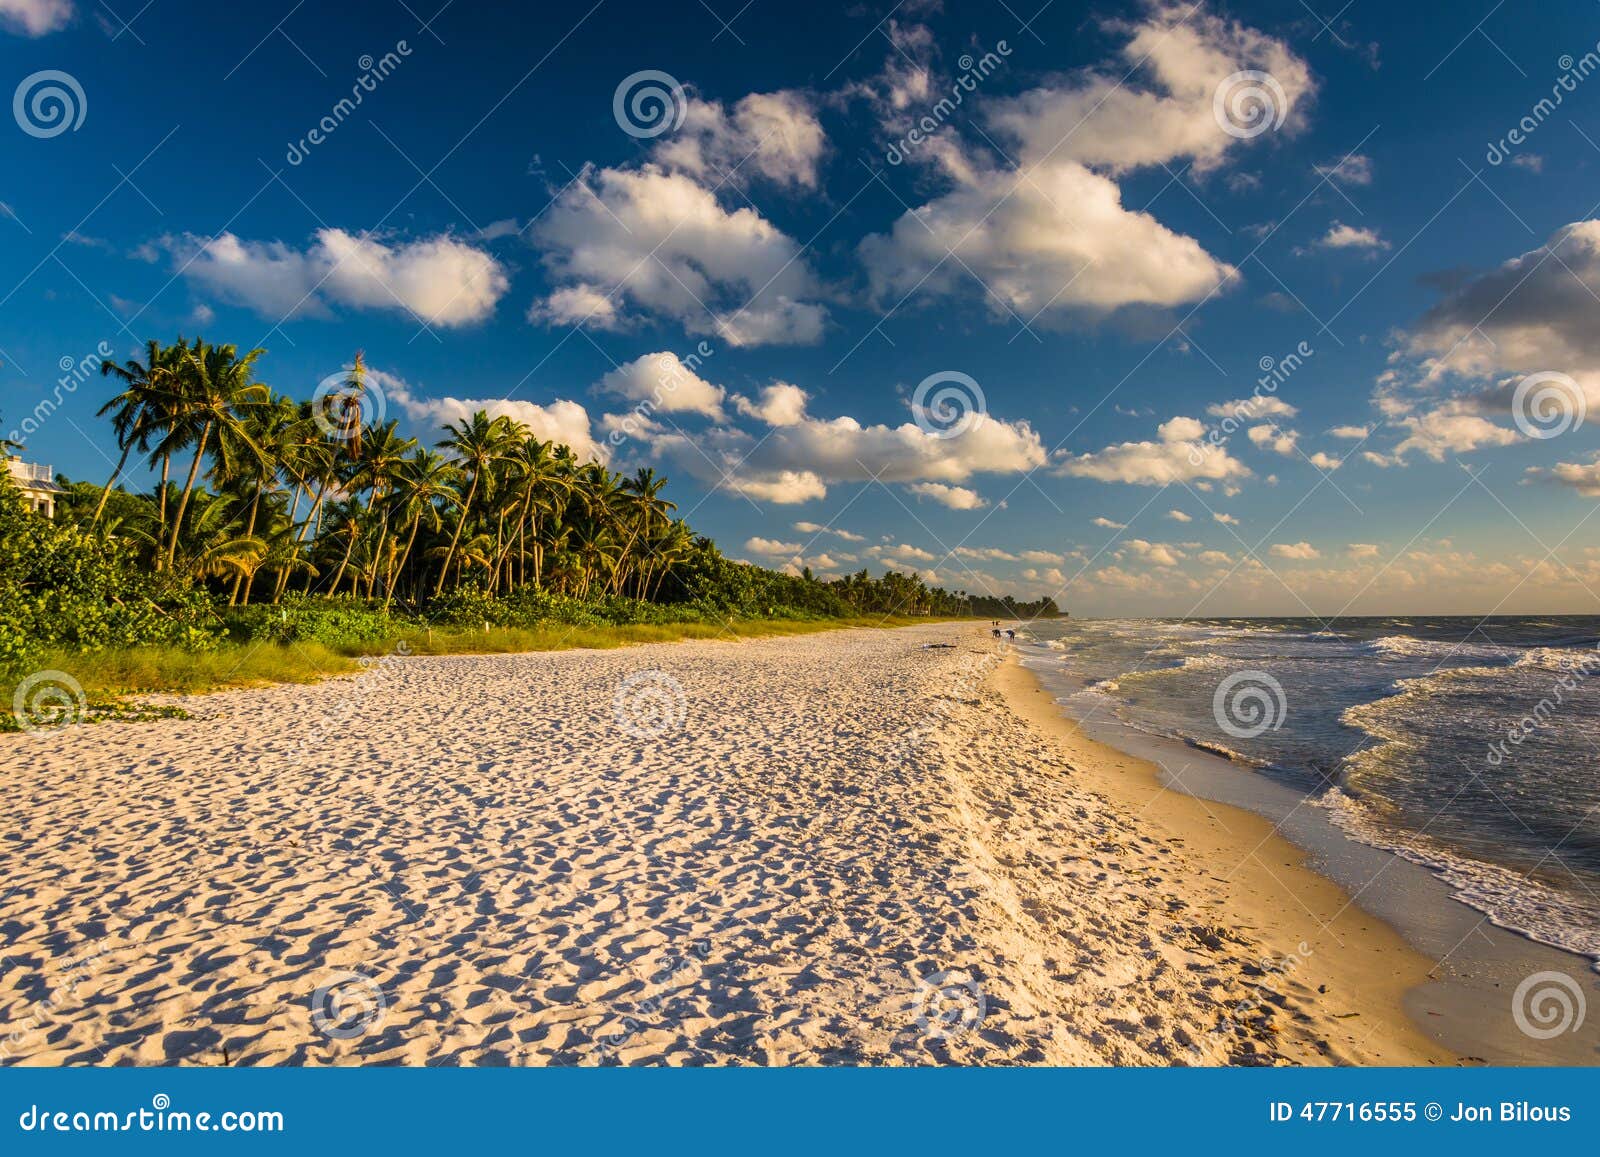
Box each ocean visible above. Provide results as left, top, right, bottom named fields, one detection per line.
left=1016, top=616, right=1600, bottom=970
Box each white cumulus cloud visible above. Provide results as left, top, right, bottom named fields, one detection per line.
left=157, top=229, right=508, bottom=327
left=732, top=382, right=809, bottom=426
left=0, top=0, right=72, bottom=35
left=1247, top=423, right=1299, bottom=456
left=529, top=165, right=826, bottom=346
left=596, top=351, right=726, bottom=418
left=1061, top=414, right=1250, bottom=486
left=1526, top=454, right=1600, bottom=497
left=745, top=537, right=803, bottom=556
left=1206, top=396, right=1297, bottom=420
left=1314, top=222, right=1388, bottom=251
left=856, top=6, right=1310, bottom=327
left=907, top=481, right=988, bottom=509
left=654, top=90, right=826, bottom=190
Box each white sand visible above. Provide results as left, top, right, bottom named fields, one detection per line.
left=0, top=624, right=1410, bottom=1065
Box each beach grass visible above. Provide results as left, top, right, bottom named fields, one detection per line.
left=36, top=615, right=959, bottom=700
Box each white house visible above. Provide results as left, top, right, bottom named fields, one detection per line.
left=6, top=456, right=62, bottom=517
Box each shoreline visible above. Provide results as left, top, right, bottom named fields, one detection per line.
left=991, top=648, right=1455, bottom=1066
left=1003, top=628, right=1599, bottom=1065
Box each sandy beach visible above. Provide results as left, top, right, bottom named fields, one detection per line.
left=0, top=623, right=1452, bottom=1066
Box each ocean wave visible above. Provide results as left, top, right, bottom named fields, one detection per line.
left=1365, top=635, right=1518, bottom=664
left=1178, top=733, right=1267, bottom=767
left=1033, top=616, right=1600, bottom=971
left=1512, top=645, right=1600, bottom=673
left=1176, top=653, right=1234, bottom=671
left=1320, top=788, right=1600, bottom=967
left=1338, top=667, right=1502, bottom=754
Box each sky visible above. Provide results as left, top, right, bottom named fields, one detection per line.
left=3, top=0, right=1600, bottom=617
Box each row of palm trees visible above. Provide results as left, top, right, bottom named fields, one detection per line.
left=91, top=340, right=693, bottom=607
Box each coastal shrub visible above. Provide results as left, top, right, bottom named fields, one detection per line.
left=422, top=587, right=822, bottom=629
left=222, top=595, right=396, bottom=648
left=425, top=587, right=651, bottom=629
left=660, top=544, right=851, bottom=619
left=0, top=478, right=224, bottom=670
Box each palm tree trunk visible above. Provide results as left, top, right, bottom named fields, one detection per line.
left=610, top=522, right=643, bottom=595
left=229, top=479, right=267, bottom=605
left=166, top=422, right=212, bottom=571
left=516, top=490, right=537, bottom=588
left=274, top=483, right=325, bottom=602
left=387, top=515, right=422, bottom=612
left=434, top=471, right=479, bottom=597
left=155, top=453, right=171, bottom=571
left=366, top=521, right=390, bottom=598
left=330, top=529, right=357, bottom=594
left=91, top=444, right=132, bottom=526
left=491, top=511, right=508, bottom=594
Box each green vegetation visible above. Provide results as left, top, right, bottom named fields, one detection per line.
left=1, top=334, right=1058, bottom=717
left=34, top=615, right=947, bottom=702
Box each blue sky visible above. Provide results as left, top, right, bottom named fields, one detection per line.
left=3, top=0, right=1600, bottom=615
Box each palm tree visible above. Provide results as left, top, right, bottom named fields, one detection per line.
left=157, top=341, right=270, bottom=571
left=610, top=466, right=675, bottom=595
left=434, top=411, right=514, bottom=595
left=217, top=391, right=296, bottom=604
left=171, top=492, right=268, bottom=584
left=94, top=339, right=182, bottom=526
left=345, top=419, right=417, bottom=597
left=385, top=449, right=460, bottom=608
left=323, top=351, right=370, bottom=455
left=271, top=406, right=339, bottom=602
left=500, top=435, right=568, bottom=589
left=323, top=499, right=366, bottom=595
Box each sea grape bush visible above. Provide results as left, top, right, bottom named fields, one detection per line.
left=0, top=479, right=222, bottom=670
